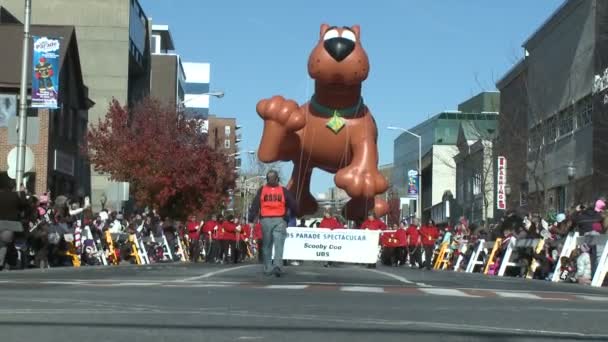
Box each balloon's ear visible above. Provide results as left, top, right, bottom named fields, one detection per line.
left=351, top=25, right=361, bottom=39
left=320, top=23, right=330, bottom=38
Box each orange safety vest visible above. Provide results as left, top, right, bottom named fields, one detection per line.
left=260, top=185, right=286, bottom=217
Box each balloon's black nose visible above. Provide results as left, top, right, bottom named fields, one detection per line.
left=324, top=37, right=355, bottom=62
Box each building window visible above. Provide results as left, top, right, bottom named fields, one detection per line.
left=577, top=96, right=593, bottom=128
left=224, top=139, right=230, bottom=149
left=558, top=108, right=573, bottom=136
left=151, top=34, right=161, bottom=54
left=224, top=125, right=231, bottom=136
left=472, top=173, right=482, bottom=196
left=529, top=124, right=542, bottom=151
left=544, top=116, right=557, bottom=143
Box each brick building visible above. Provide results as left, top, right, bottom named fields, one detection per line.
left=207, top=114, right=241, bottom=166
left=0, top=24, right=93, bottom=196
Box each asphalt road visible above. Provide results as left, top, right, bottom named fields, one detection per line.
left=1, top=262, right=608, bottom=342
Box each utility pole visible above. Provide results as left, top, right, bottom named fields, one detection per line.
left=16, top=0, right=32, bottom=191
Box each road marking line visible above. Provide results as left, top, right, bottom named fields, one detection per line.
left=577, top=295, right=608, bottom=302
left=177, top=264, right=257, bottom=282
left=264, top=285, right=309, bottom=290
left=495, top=292, right=541, bottom=299
left=41, top=281, right=83, bottom=285
left=111, top=282, right=161, bottom=286
left=420, top=288, right=479, bottom=297
left=362, top=268, right=414, bottom=284
left=340, top=286, right=385, bottom=293
left=162, top=284, right=234, bottom=288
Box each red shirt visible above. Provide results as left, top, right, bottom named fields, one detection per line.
left=419, top=225, right=439, bottom=246
left=222, top=221, right=237, bottom=241
left=240, top=224, right=252, bottom=241
left=319, top=217, right=342, bottom=230
left=214, top=221, right=225, bottom=240
left=186, top=221, right=200, bottom=240
left=381, top=232, right=401, bottom=248
left=253, top=223, right=263, bottom=240
left=395, top=228, right=408, bottom=247
left=360, top=219, right=387, bottom=230
left=405, top=225, right=421, bottom=246
left=202, top=220, right=217, bottom=236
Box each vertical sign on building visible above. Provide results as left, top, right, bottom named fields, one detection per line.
left=406, top=169, right=419, bottom=198
left=31, top=36, right=61, bottom=109
left=496, top=156, right=507, bottom=210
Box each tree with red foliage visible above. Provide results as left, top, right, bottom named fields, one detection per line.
left=85, top=98, right=235, bottom=218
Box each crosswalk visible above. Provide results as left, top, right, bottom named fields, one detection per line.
left=1, top=279, right=606, bottom=302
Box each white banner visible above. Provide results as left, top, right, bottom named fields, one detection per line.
left=281, top=227, right=381, bottom=263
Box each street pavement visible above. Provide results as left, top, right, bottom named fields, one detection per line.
left=1, top=262, right=608, bottom=342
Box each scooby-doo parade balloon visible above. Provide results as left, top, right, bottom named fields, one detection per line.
left=256, top=24, right=388, bottom=221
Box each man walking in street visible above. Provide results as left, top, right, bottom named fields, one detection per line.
left=248, top=170, right=297, bottom=277
left=0, top=182, right=29, bottom=271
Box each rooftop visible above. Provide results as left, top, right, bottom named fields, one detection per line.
left=151, top=23, right=175, bottom=51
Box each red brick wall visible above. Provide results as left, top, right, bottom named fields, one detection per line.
left=0, top=109, right=49, bottom=194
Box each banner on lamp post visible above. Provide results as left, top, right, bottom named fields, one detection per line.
left=31, top=36, right=61, bottom=109
left=497, top=156, right=507, bottom=210
left=406, top=169, right=419, bottom=198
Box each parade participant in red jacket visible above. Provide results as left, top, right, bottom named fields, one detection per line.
left=380, top=224, right=402, bottom=266
left=186, top=215, right=201, bottom=241
left=395, top=221, right=408, bottom=265
left=419, top=219, right=440, bottom=270
left=200, top=215, right=217, bottom=262
left=360, top=211, right=387, bottom=230
left=319, top=210, right=343, bottom=230
left=186, top=215, right=202, bottom=262
left=221, top=215, right=239, bottom=264
left=212, top=215, right=225, bottom=263
left=406, top=218, right=422, bottom=268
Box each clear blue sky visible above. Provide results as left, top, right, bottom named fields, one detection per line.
left=141, top=0, right=563, bottom=195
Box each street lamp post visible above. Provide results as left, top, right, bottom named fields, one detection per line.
left=15, top=0, right=32, bottom=192
left=242, top=175, right=265, bottom=219
left=178, top=91, right=225, bottom=110
left=388, top=126, right=422, bottom=221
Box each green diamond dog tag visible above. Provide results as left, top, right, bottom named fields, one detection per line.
left=326, top=110, right=346, bottom=134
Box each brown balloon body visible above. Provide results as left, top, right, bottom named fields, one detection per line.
left=256, top=24, right=389, bottom=222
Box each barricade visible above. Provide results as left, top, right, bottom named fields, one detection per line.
left=104, top=230, right=119, bottom=265
left=526, top=239, right=545, bottom=279
left=128, top=234, right=142, bottom=265
left=83, top=226, right=107, bottom=266
left=452, top=241, right=469, bottom=271
left=150, top=233, right=174, bottom=261
left=433, top=242, right=450, bottom=270
left=579, top=234, right=608, bottom=287
left=176, top=235, right=188, bottom=262
left=551, top=232, right=579, bottom=282
left=483, top=238, right=502, bottom=275
left=63, top=234, right=81, bottom=267
left=465, top=239, right=489, bottom=273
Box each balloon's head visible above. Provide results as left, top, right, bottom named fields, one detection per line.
left=308, top=24, right=369, bottom=86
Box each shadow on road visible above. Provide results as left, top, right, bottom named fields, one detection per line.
left=0, top=321, right=604, bottom=341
